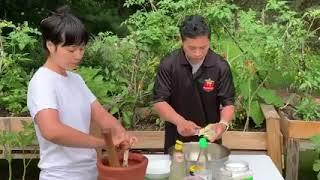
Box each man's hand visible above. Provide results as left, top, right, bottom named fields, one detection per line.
left=176, top=119, right=201, bottom=136
left=200, top=123, right=227, bottom=142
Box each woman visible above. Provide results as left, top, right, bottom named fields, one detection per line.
left=27, top=6, right=136, bottom=180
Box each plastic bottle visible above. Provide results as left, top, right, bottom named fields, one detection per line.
left=193, top=136, right=211, bottom=180
left=169, top=140, right=187, bottom=180
left=197, top=137, right=209, bottom=168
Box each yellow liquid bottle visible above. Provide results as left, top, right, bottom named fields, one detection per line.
left=169, top=140, right=187, bottom=180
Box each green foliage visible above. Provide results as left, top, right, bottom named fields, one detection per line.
left=0, top=120, right=36, bottom=180
left=1, top=0, right=133, bottom=37
left=0, top=20, right=40, bottom=115
left=311, top=135, right=320, bottom=179
left=76, top=67, right=110, bottom=106
left=80, top=32, right=158, bottom=128
left=294, top=97, right=320, bottom=121
left=0, top=0, right=319, bottom=128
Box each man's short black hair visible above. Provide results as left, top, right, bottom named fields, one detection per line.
left=179, top=15, right=210, bottom=41
left=40, top=6, right=89, bottom=52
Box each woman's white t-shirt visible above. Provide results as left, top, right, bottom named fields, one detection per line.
left=27, top=67, right=97, bottom=180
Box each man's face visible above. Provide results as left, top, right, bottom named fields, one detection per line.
left=182, top=35, right=210, bottom=64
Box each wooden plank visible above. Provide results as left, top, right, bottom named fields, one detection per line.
left=299, top=139, right=315, bottom=151
left=285, top=138, right=299, bottom=180
left=279, top=111, right=289, bottom=138
left=129, top=131, right=268, bottom=151
left=279, top=112, right=320, bottom=139
left=287, top=120, right=320, bottom=139
left=0, top=146, right=39, bottom=159
left=0, top=117, right=33, bottom=132
left=0, top=118, right=273, bottom=159
left=261, top=104, right=283, bottom=172
left=128, top=131, right=165, bottom=149
left=222, top=131, right=267, bottom=150
left=10, top=117, right=33, bottom=132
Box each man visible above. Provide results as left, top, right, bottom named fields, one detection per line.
left=153, top=15, right=235, bottom=153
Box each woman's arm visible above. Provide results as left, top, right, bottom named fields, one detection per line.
left=35, top=108, right=105, bottom=148
left=90, top=100, right=136, bottom=147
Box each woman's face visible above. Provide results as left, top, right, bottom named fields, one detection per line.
left=47, top=42, right=85, bottom=71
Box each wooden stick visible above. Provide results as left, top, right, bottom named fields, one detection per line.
left=123, top=149, right=129, bottom=167
left=102, top=129, right=120, bottom=167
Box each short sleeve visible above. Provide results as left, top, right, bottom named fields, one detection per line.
left=153, top=62, right=172, bottom=103
left=27, top=80, right=58, bottom=119
left=217, top=62, right=235, bottom=106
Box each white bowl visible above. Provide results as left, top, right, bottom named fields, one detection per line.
left=145, top=155, right=171, bottom=179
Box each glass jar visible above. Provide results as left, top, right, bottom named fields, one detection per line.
left=217, top=160, right=253, bottom=180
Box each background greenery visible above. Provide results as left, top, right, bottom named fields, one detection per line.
left=1, top=0, right=320, bottom=129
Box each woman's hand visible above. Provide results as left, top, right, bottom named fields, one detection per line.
left=112, top=127, right=137, bottom=150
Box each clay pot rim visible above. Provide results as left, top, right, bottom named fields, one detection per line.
left=97, top=153, right=148, bottom=171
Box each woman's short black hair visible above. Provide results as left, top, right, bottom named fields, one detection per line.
left=179, top=15, right=210, bottom=41
left=40, top=6, right=89, bottom=52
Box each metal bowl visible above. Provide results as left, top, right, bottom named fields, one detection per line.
left=183, top=142, right=230, bottom=162
left=171, top=142, right=230, bottom=178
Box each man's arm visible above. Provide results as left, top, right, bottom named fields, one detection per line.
left=153, top=101, right=185, bottom=125
left=153, top=101, right=200, bottom=136
left=220, top=105, right=235, bottom=125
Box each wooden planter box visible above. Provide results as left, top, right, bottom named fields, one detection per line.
left=278, top=111, right=320, bottom=139
left=0, top=117, right=38, bottom=159
left=278, top=111, right=320, bottom=180
left=0, top=104, right=283, bottom=173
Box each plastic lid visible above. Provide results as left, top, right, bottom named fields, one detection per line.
left=175, top=140, right=183, bottom=151
left=199, top=136, right=208, bottom=149
left=189, top=165, right=204, bottom=173
left=243, top=176, right=253, bottom=180
left=224, top=160, right=249, bottom=172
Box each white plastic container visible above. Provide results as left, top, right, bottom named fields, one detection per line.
left=145, top=156, right=171, bottom=179
left=217, top=160, right=253, bottom=180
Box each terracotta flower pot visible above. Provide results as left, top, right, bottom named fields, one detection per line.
left=97, top=152, right=148, bottom=180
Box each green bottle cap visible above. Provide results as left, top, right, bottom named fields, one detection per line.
left=199, top=136, right=208, bottom=149
left=243, top=176, right=253, bottom=180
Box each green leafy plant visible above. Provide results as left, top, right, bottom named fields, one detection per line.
left=80, top=33, right=158, bottom=128
left=123, top=0, right=288, bottom=129
left=311, top=134, right=320, bottom=180
left=294, top=97, right=320, bottom=121
left=0, top=20, right=40, bottom=115
left=16, top=120, right=37, bottom=180
left=0, top=129, right=16, bottom=180
left=0, top=120, right=36, bottom=180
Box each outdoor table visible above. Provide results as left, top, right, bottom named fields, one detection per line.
left=145, top=154, right=284, bottom=180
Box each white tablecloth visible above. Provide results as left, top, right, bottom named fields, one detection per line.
left=145, top=154, right=284, bottom=180
left=229, top=154, right=284, bottom=180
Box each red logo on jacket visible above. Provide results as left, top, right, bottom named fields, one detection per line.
left=203, top=78, right=215, bottom=92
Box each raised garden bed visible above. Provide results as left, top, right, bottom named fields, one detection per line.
left=0, top=104, right=283, bottom=173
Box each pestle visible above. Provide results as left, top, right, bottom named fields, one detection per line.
left=102, top=129, right=121, bottom=167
